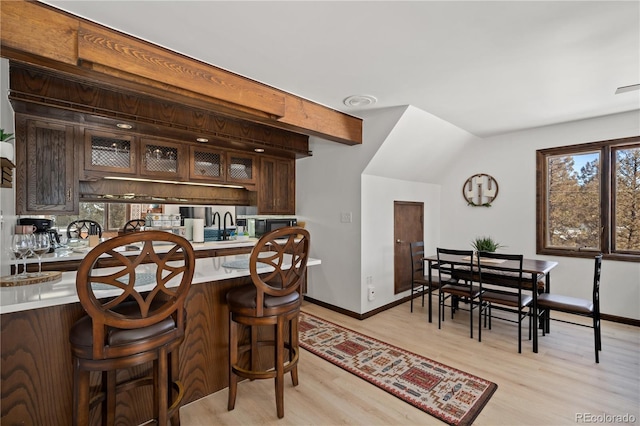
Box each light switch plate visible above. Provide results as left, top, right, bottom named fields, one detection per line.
left=340, top=212, right=352, bottom=223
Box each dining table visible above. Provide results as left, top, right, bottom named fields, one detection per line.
left=423, top=253, right=558, bottom=353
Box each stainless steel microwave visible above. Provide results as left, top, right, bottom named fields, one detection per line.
left=250, top=218, right=297, bottom=237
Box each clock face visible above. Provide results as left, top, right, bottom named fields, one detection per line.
left=463, top=174, right=499, bottom=207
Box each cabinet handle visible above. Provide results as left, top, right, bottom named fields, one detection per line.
left=67, top=188, right=72, bottom=202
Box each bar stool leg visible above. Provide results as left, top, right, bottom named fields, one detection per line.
left=104, top=370, right=116, bottom=426
left=290, top=315, right=299, bottom=386
left=275, top=316, right=285, bottom=419
left=73, top=361, right=90, bottom=426
left=228, top=316, right=238, bottom=411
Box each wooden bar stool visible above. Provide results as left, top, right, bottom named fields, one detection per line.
left=69, top=230, right=195, bottom=426
left=226, top=226, right=310, bottom=419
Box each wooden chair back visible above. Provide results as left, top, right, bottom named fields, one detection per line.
left=75, top=230, right=195, bottom=360
left=249, top=226, right=310, bottom=317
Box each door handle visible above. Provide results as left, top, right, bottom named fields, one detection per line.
left=396, top=239, right=402, bottom=244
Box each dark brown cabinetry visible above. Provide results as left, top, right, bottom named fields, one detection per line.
left=15, top=115, right=78, bottom=214
left=14, top=114, right=296, bottom=213
left=227, top=152, right=256, bottom=186
left=258, top=156, right=295, bottom=215
left=83, top=128, right=137, bottom=176
left=190, top=145, right=224, bottom=182
left=140, top=138, right=187, bottom=180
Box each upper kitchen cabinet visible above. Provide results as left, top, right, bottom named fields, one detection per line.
left=15, top=115, right=78, bottom=214
left=83, top=128, right=137, bottom=177
left=258, top=156, right=295, bottom=215
left=226, top=152, right=256, bottom=186
left=189, top=146, right=225, bottom=182
left=140, top=138, right=188, bottom=180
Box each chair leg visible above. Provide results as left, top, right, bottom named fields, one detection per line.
left=593, top=315, right=600, bottom=363
left=275, top=316, right=285, bottom=419
left=469, top=299, right=474, bottom=339
left=488, top=304, right=492, bottom=330
left=517, top=306, right=522, bottom=354
left=478, top=299, right=483, bottom=343
left=156, top=349, right=169, bottom=426
left=228, top=317, right=238, bottom=411
left=104, top=370, right=116, bottom=426
left=250, top=325, right=258, bottom=376
left=438, top=292, right=442, bottom=329
left=410, top=281, right=414, bottom=312
left=169, top=350, right=181, bottom=426
left=73, top=359, right=90, bottom=426
left=290, top=315, right=299, bottom=386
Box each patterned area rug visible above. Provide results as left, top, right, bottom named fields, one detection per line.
left=299, top=312, right=498, bottom=426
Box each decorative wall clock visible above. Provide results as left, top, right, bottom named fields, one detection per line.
left=463, top=173, right=499, bottom=207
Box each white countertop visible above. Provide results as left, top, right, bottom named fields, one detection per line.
left=17, top=238, right=261, bottom=265
left=1, top=253, right=321, bottom=314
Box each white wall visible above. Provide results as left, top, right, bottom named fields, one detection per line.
left=438, top=110, right=640, bottom=320
left=296, top=106, right=406, bottom=312
left=297, top=105, right=479, bottom=314
left=299, top=105, right=639, bottom=320
left=361, top=175, right=439, bottom=311
left=0, top=58, right=16, bottom=276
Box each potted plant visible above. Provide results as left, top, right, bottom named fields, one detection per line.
left=0, top=129, right=15, bottom=143
left=470, top=236, right=503, bottom=253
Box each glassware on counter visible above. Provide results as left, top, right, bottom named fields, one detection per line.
left=32, top=233, right=50, bottom=277
left=11, top=233, right=34, bottom=278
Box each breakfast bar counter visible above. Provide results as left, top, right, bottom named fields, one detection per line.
left=0, top=252, right=321, bottom=425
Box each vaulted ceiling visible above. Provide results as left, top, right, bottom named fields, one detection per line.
left=42, top=1, right=639, bottom=138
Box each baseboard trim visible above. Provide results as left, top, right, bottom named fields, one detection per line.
left=304, top=291, right=428, bottom=320
left=304, top=293, right=639, bottom=327
left=601, top=313, right=640, bottom=327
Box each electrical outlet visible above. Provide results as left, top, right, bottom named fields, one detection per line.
left=367, top=285, right=375, bottom=301
left=340, top=212, right=352, bottom=223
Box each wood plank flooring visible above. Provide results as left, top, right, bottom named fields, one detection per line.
left=180, top=299, right=640, bottom=425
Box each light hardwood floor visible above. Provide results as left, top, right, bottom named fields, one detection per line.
left=181, top=299, right=640, bottom=425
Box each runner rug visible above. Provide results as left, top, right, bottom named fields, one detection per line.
left=298, top=312, right=498, bottom=426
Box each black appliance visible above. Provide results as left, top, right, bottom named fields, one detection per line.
left=253, top=218, right=297, bottom=237
left=18, top=218, right=60, bottom=252
left=179, top=207, right=195, bottom=226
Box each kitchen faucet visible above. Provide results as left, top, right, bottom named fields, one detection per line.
left=223, top=212, right=234, bottom=241
left=212, top=212, right=221, bottom=240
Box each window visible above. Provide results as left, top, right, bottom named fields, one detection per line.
left=536, top=136, right=640, bottom=262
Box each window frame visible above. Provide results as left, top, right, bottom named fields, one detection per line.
left=536, top=135, right=640, bottom=262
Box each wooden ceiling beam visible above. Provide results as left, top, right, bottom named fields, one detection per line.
left=0, top=0, right=362, bottom=145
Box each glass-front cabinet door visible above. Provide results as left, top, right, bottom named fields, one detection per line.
left=226, top=152, right=256, bottom=184
left=189, top=146, right=224, bottom=182
left=140, top=138, right=187, bottom=180
left=84, top=129, right=137, bottom=175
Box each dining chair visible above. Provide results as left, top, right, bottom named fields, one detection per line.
left=409, top=242, right=440, bottom=315
left=67, top=219, right=103, bottom=239
left=122, top=218, right=146, bottom=233
left=537, top=254, right=603, bottom=363
left=477, top=251, right=532, bottom=353
left=69, top=230, right=195, bottom=425
left=437, top=248, right=480, bottom=338
left=226, top=226, right=310, bottom=418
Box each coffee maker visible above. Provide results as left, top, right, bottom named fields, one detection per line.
left=17, top=218, right=60, bottom=252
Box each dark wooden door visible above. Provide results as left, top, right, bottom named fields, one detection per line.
left=16, top=115, right=78, bottom=214
left=394, top=201, right=424, bottom=294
